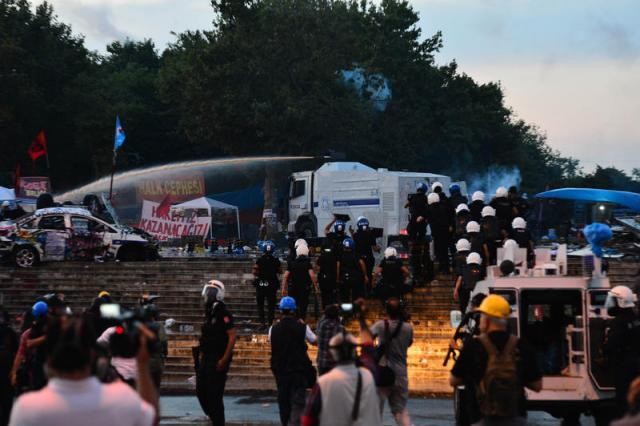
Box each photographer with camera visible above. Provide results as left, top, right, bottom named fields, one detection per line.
left=9, top=315, right=157, bottom=426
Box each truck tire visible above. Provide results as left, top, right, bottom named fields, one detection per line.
left=13, top=246, right=40, bottom=268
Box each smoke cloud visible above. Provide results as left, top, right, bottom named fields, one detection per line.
left=467, top=165, right=521, bottom=197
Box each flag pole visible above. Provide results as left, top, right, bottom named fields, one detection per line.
left=108, top=149, right=117, bottom=201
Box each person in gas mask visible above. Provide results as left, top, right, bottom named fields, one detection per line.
left=282, top=244, right=318, bottom=320
left=337, top=238, right=369, bottom=303
left=253, top=241, right=281, bottom=328
left=490, top=187, right=514, bottom=232
left=480, top=206, right=502, bottom=266
left=509, top=217, right=535, bottom=268
left=449, top=184, right=468, bottom=209
left=374, top=248, right=410, bottom=303
left=454, top=204, right=472, bottom=241
left=469, top=191, right=485, bottom=223
left=350, top=217, right=379, bottom=295
left=604, top=286, right=640, bottom=418
left=428, top=192, right=453, bottom=274
left=316, top=240, right=338, bottom=309
left=196, top=280, right=236, bottom=426
left=405, top=183, right=433, bottom=284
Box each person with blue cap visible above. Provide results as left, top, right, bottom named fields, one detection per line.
left=269, top=297, right=315, bottom=426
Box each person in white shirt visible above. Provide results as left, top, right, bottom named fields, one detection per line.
left=9, top=316, right=158, bottom=426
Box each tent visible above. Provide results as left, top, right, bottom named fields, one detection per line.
left=171, top=197, right=241, bottom=238
left=535, top=188, right=640, bottom=212
left=0, top=186, right=15, bottom=201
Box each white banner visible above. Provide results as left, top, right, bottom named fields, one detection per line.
left=138, top=200, right=210, bottom=241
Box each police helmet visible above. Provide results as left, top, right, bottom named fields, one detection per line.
left=342, top=237, right=355, bottom=249
left=416, top=182, right=428, bottom=193
left=263, top=240, right=276, bottom=253
left=333, top=220, right=346, bottom=233
left=605, top=285, right=637, bottom=310
left=496, top=186, right=508, bottom=198
left=32, top=301, right=48, bottom=318
left=455, top=203, right=469, bottom=214
left=357, top=217, right=369, bottom=231
left=450, top=183, right=461, bottom=194
left=466, top=221, right=480, bottom=233
left=466, top=252, right=482, bottom=265
left=427, top=193, right=439, bottom=205
left=279, top=296, right=297, bottom=312
left=294, top=238, right=308, bottom=249
left=472, top=191, right=485, bottom=202
left=202, top=280, right=225, bottom=303
left=481, top=206, right=496, bottom=217
left=384, top=247, right=397, bottom=259
left=512, top=217, right=526, bottom=230
left=431, top=182, right=443, bottom=192
left=455, top=238, right=471, bottom=252
left=296, top=244, right=309, bottom=257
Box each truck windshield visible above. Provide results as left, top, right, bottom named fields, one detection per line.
left=290, top=180, right=305, bottom=199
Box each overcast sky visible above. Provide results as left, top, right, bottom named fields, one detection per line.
left=39, top=0, right=640, bottom=173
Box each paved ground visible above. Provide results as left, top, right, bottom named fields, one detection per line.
left=160, top=395, right=597, bottom=425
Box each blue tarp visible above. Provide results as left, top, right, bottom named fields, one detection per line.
left=208, top=185, right=264, bottom=211
left=535, top=188, right=640, bottom=212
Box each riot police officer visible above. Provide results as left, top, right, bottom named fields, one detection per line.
left=490, top=187, right=514, bottom=232
left=469, top=191, right=485, bottom=223
left=405, top=182, right=433, bottom=284
left=374, top=247, right=410, bottom=303
left=337, top=238, right=368, bottom=302
left=429, top=192, right=453, bottom=274
left=449, top=184, right=468, bottom=211
left=253, top=240, right=281, bottom=328
left=325, top=219, right=347, bottom=258
left=350, top=216, right=379, bottom=294
left=604, top=285, right=640, bottom=418
left=316, top=240, right=338, bottom=309
left=509, top=217, right=535, bottom=268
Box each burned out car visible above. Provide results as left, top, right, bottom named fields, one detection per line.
left=0, top=207, right=158, bottom=267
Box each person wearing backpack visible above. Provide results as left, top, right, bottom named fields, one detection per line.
left=449, top=294, right=542, bottom=425
left=370, top=298, right=413, bottom=426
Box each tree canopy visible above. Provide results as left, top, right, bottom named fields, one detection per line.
left=0, top=0, right=636, bottom=194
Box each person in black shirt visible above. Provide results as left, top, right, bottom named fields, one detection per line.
left=480, top=206, right=502, bottom=266
left=350, top=217, right=379, bottom=295
left=337, top=238, right=369, bottom=303
left=465, top=221, right=490, bottom=266
left=282, top=245, right=318, bottom=320
left=469, top=191, right=485, bottom=223
left=315, top=240, right=338, bottom=309
left=197, top=280, right=236, bottom=426
left=449, top=184, right=468, bottom=213
left=490, top=187, right=515, bottom=232
left=374, top=247, right=410, bottom=303
left=450, top=295, right=542, bottom=425
left=253, top=241, right=282, bottom=328
left=405, top=183, right=433, bottom=284
left=509, top=217, right=535, bottom=268
left=428, top=192, right=454, bottom=274
left=270, top=297, right=315, bottom=426
left=508, top=186, right=530, bottom=219
left=325, top=218, right=347, bottom=259
left=453, top=252, right=484, bottom=313
left=453, top=238, right=471, bottom=279
left=454, top=204, right=472, bottom=240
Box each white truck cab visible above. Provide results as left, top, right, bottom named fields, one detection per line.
left=288, top=162, right=464, bottom=246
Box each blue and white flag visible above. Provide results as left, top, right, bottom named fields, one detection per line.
left=114, top=116, right=126, bottom=151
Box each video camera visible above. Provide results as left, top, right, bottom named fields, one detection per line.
left=100, top=303, right=160, bottom=358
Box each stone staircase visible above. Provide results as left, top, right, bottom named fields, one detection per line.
left=0, top=258, right=637, bottom=397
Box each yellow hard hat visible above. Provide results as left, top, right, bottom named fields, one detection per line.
left=98, top=291, right=110, bottom=298
left=475, top=294, right=510, bottom=319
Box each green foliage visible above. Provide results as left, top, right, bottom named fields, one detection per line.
left=2, top=0, right=629, bottom=196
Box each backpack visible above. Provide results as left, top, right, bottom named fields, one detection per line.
left=476, top=334, right=520, bottom=418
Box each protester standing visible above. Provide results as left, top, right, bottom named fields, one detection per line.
left=315, top=304, right=344, bottom=376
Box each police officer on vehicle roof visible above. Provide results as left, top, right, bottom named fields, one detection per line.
left=449, top=295, right=542, bottom=426
left=253, top=240, right=281, bottom=328
left=604, top=285, right=640, bottom=418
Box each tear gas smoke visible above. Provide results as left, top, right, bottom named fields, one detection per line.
left=467, top=165, right=522, bottom=197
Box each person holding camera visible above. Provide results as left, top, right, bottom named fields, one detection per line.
left=197, top=280, right=236, bottom=426
left=9, top=316, right=157, bottom=426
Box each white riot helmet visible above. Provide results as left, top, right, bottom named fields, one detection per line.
left=466, top=252, right=482, bottom=265
left=481, top=206, right=496, bottom=217
left=296, top=244, right=309, bottom=257
left=455, top=203, right=469, bottom=214
left=202, top=280, right=225, bottom=303
left=605, top=285, right=638, bottom=310
left=329, top=332, right=358, bottom=362
left=472, top=191, right=485, bottom=202
left=456, top=238, right=471, bottom=252
left=466, top=221, right=480, bottom=233
left=512, top=217, right=526, bottom=230
left=384, top=247, right=398, bottom=259
left=496, top=187, right=508, bottom=198
left=431, top=182, right=443, bottom=192
left=427, top=193, right=439, bottom=205
left=295, top=238, right=308, bottom=249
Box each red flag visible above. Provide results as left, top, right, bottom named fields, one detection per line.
left=27, top=130, right=47, bottom=162
left=156, top=194, right=173, bottom=218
